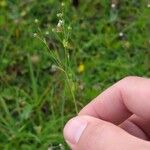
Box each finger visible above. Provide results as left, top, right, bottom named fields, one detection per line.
left=64, top=116, right=150, bottom=150
left=120, top=119, right=148, bottom=140
left=79, top=76, right=150, bottom=124
left=128, top=115, right=150, bottom=138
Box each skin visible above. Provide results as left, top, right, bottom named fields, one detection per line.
left=63, top=76, right=150, bottom=150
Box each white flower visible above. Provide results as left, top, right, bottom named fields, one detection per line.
left=45, top=31, right=49, bottom=35
left=111, top=3, right=116, bottom=8
left=33, top=33, right=37, bottom=37
left=63, top=39, right=68, bottom=48
left=59, top=143, right=64, bottom=150
left=57, top=13, right=63, bottom=18
left=119, top=32, right=124, bottom=37
left=34, top=19, right=39, bottom=23
left=57, top=22, right=61, bottom=27
left=51, top=64, right=58, bottom=73
left=57, top=20, right=64, bottom=27
left=52, top=28, right=55, bottom=32
left=147, top=3, right=150, bottom=8
left=61, top=2, right=65, bottom=7
left=68, top=26, right=72, bottom=30
left=47, top=147, right=52, bottom=150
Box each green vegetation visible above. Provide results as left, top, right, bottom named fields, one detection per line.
left=0, top=0, right=149, bottom=149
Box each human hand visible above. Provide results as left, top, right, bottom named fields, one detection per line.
left=63, top=77, right=150, bottom=150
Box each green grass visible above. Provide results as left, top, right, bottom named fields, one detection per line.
left=0, top=0, right=150, bottom=149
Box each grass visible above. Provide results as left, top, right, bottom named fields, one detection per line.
left=0, top=0, right=150, bottom=149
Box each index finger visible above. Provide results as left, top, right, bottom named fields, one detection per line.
left=79, top=76, right=150, bottom=124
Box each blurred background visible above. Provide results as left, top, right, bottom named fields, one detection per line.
left=0, top=0, right=150, bottom=149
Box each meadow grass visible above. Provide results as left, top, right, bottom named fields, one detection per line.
left=0, top=0, right=150, bottom=149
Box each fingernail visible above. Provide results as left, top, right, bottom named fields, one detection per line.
left=64, top=117, right=88, bottom=145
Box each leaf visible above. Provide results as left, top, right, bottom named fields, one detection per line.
left=20, top=104, right=32, bottom=120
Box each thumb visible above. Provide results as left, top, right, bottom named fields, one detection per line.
left=63, top=116, right=150, bottom=150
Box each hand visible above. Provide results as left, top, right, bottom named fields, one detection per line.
left=63, top=77, right=150, bottom=150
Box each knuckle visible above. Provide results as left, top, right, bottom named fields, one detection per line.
left=117, top=76, right=138, bottom=88
left=121, top=76, right=137, bottom=83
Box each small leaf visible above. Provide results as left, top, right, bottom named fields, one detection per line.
left=21, top=104, right=32, bottom=120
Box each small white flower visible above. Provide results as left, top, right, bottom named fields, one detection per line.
left=45, top=31, right=49, bottom=35
left=47, top=147, right=52, bottom=150
left=33, top=33, right=37, bottom=37
left=34, top=19, right=39, bottom=23
left=63, top=39, right=68, bottom=48
left=59, top=20, right=64, bottom=24
left=79, top=84, right=84, bottom=90
left=52, top=28, right=55, bottom=32
left=68, top=26, right=72, bottom=30
left=61, top=2, right=65, bottom=7
left=57, top=13, right=63, bottom=18
left=147, top=3, right=150, bottom=8
left=67, top=54, right=70, bottom=59
left=111, top=3, right=116, bottom=8
left=59, top=143, right=64, bottom=150
left=57, top=20, right=64, bottom=27
left=119, top=32, right=124, bottom=37
left=51, top=64, right=58, bottom=73
left=57, top=22, right=61, bottom=27
left=31, top=55, right=40, bottom=63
